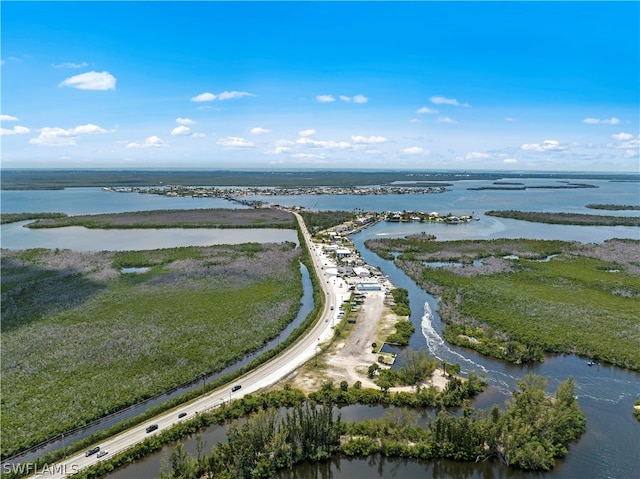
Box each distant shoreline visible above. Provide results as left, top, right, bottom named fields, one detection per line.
left=2, top=169, right=638, bottom=190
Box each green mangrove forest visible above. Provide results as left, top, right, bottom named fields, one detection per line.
left=365, top=237, right=640, bottom=370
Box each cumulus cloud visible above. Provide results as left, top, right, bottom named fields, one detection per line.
left=417, top=106, right=438, bottom=114
left=315, top=95, right=336, bottom=103
left=0, top=125, right=30, bottom=136
left=351, top=135, right=388, bottom=144
left=1, top=114, right=19, bottom=122
left=53, top=62, right=88, bottom=69
left=127, top=136, right=168, bottom=149
left=582, top=117, right=620, bottom=125
left=218, top=91, right=255, bottom=100
left=265, top=146, right=292, bottom=155
left=612, top=132, right=634, bottom=141
left=298, top=129, right=316, bottom=137
left=176, top=118, right=195, bottom=125
left=191, top=132, right=206, bottom=138
left=296, top=137, right=351, bottom=150
left=465, top=152, right=490, bottom=160
left=400, top=146, right=425, bottom=155
left=340, top=94, right=368, bottom=104
left=191, top=92, right=217, bottom=102
left=191, top=91, right=255, bottom=102
left=250, top=127, right=271, bottom=134
left=430, top=96, right=469, bottom=107
left=216, top=136, right=255, bottom=148
left=436, top=116, right=456, bottom=124
left=521, top=140, right=567, bottom=152
left=171, top=126, right=191, bottom=136
left=504, top=158, right=518, bottom=164
left=59, top=71, right=116, bottom=90
left=30, top=124, right=109, bottom=146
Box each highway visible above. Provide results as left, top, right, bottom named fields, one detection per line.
left=31, top=212, right=350, bottom=478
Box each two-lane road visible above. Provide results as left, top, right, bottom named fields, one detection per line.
left=32, top=211, right=349, bottom=478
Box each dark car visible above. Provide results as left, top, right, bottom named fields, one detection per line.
left=146, top=424, right=159, bottom=433
left=231, top=385, right=241, bottom=392
left=178, top=412, right=187, bottom=418
left=85, top=446, right=100, bottom=457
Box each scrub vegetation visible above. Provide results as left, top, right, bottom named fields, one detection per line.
left=365, top=237, right=640, bottom=370
left=16, top=208, right=296, bottom=229
left=485, top=210, right=640, bottom=226
left=0, top=242, right=302, bottom=458
left=299, top=210, right=356, bottom=234
left=77, top=375, right=582, bottom=478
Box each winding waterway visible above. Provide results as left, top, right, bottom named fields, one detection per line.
left=1, top=177, right=639, bottom=478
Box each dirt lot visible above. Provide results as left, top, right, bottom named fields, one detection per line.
left=288, top=281, right=449, bottom=393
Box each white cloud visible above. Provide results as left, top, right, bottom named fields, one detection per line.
left=624, top=149, right=639, bottom=158
left=430, top=96, right=469, bottom=107
left=59, top=71, right=116, bottom=90
left=1, top=114, right=19, bottom=122
left=296, top=137, right=351, bottom=149
left=582, top=117, right=621, bottom=125
left=171, top=125, right=191, bottom=136
left=504, top=117, right=516, bottom=122
left=400, top=147, right=424, bottom=155
left=339, top=94, right=368, bottom=104
left=216, top=136, right=255, bottom=148
left=191, top=91, right=254, bottom=102
left=612, top=132, right=634, bottom=141
left=437, top=116, right=456, bottom=124
left=465, top=152, right=490, bottom=160
left=0, top=125, right=30, bottom=136
left=191, top=133, right=206, bottom=138
left=416, top=106, right=438, bottom=114
left=250, top=127, right=271, bottom=134
left=265, top=146, right=291, bottom=155
left=176, top=118, right=195, bottom=125
left=30, top=124, right=108, bottom=146
left=298, top=129, right=316, bottom=137
left=291, top=153, right=326, bottom=160
left=408, top=118, right=420, bottom=123
left=217, top=91, right=255, bottom=100
left=191, top=92, right=217, bottom=102
left=503, top=158, right=518, bottom=164
left=521, top=140, right=567, bottom=152
left=53, top=62, right=88, bottom=69
left=127, top=136, right=168, bottom=149
left=315, top=95, right=335, bottom=103
left=351, top=135, right=388, bottom=144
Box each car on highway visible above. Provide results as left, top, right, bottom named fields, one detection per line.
left=178, top=412, right=187, bottom=418
left=145, top=424, right=158, bottom=433
left=85, top=446, right=100, bottom=457
left=231, top=384, right=241, bottom=392
left=96, top=450, right=108, bottom=458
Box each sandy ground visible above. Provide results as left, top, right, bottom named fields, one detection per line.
left=287, top=277, right=449, bottom=393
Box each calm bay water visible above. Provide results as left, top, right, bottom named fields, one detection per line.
left=1, top=176, right=639, bottom=478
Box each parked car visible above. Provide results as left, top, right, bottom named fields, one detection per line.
left=96, top=450, right=108, bottom=458
left=178, top=412, right=187, bottom=418
left=231, top=384, right=241, bottom=392
left=85, top=446, right=100, bottom=457
left=146, top=424, right=158, bottom=433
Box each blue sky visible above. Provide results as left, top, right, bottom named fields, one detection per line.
left=1, top=1, right=638, bottom=172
